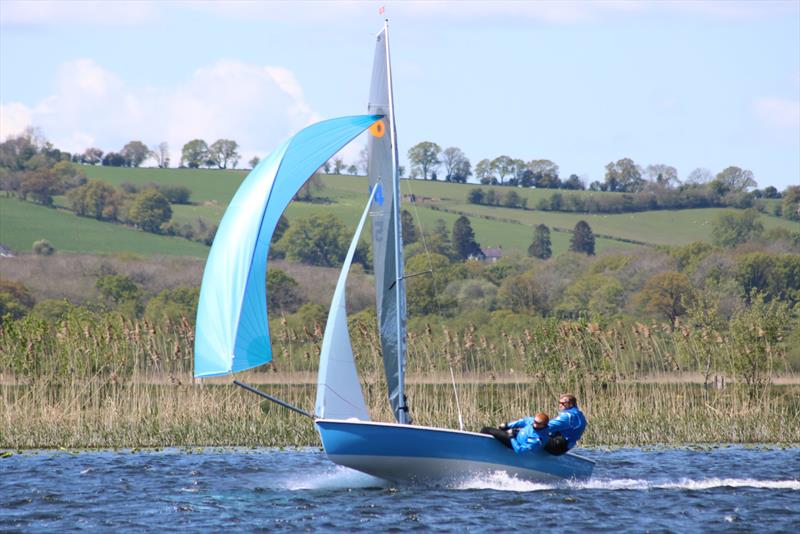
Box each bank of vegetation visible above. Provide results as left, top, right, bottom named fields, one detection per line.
left=2, top=229, right=799, bottom=447
left=2, top=131, right=799, bottom=449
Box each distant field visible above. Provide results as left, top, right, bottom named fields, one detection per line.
left=3, top=167, right=798, bottom=257
left=0, top=196, right=209, bottom=257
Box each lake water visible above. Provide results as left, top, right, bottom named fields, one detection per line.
left=2, top=446, right=798, bottom=532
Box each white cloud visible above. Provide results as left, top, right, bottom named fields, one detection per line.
left=1, top=0, right=158, bottom=27
left=753, top=97, right=800, bottom=130
left=0, top=102, right=32, bottom=139
left=0, top=58, right=320, bottom=165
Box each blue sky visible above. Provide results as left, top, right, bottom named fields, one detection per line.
left=1, top=1, right=798, bottom=189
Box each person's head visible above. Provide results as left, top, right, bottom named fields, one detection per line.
left=559, top=394, right=577, bottom=410
left=533, top=412, right=549, bottom=429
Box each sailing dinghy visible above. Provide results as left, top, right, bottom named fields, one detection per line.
left=194, top=22, right=594, bottom=483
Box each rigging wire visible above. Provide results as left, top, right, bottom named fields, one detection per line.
left=401, top=176, right=466, bottom=429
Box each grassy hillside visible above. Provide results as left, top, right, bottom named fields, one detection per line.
left=0, top=196, right=209, bottom=257
left=3, top=166, right=798, bottom=257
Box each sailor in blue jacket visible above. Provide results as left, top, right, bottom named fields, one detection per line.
left=545, top=394, right=587, bottom=455
left=504, top=412, right=551, bottom=454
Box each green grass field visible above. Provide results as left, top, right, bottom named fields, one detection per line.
left=0, top=196, right=209, bottom=257
left=2, top=167, right=798, bottom=257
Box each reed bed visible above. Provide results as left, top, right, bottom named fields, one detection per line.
left=1, top=311, right=798, bottom=448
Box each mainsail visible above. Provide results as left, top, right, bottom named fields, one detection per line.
left=367, top=23, right=409, bottom=423
left=194, top=115, right=382, bottom=378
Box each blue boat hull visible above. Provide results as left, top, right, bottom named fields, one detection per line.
left=315, top=419, right=594, bottom=483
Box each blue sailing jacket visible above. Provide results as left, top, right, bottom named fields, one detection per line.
left=547, top=406, right=587, bottom=450
left=505, top=417, right=550, bottom=454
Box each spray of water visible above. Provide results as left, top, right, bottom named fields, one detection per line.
left=284, top=465, right=389, bottom=491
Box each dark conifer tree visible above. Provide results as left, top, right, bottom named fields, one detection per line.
left=528, top=224, right=552, bottom=259
left=570, top=220, right=595, bottom=255
left=452, top=215, right=483, bottom=260
left=401, top=209, right=418, bottom=244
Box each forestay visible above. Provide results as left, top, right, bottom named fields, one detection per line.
left=194, top=115, right=382, bottom=378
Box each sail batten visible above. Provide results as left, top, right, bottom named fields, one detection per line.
left=194, top=115, right=382, bottom=378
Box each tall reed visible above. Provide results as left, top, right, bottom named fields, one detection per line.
left=1, top=309, right=797, bottom=448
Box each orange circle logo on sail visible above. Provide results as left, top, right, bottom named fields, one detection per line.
left=369, top=120, right=385, bottom=138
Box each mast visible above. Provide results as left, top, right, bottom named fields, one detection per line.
left=384, top=20, right=409, bottom=424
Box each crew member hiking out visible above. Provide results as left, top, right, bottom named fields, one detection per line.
left=544, top=394, right=587, bottom=455
left=481, top=413, right=551, bottom=453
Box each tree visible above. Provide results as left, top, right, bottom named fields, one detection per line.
left=761, top=186, right=779, bottom=199
left=208, top=139, right=240, bottom=169
left=96, top=274, right=140, bottom=304
left=452, top=215, right=482, bottom=260
left=528, top=159, right=560, bottom=189
left=121, top=140, right=149, bottom=167
left=498, top=269, right=549, bottom=315
left=685, top=167, right=712, bottom=185
left=401, top=209, right=418, bottom=245
left=33, top=239, right=55, bottom=256
left=332, top=157, right=345, bottom=174
left=405, top=253, right=457, bottom=316
left=19, top=170, right=63, bottom=205
left=569, top=220, right=595, bottom=255
left=151, top=142, right=170, bottom=168
left=51, top=160, right=86, bottom=188
left=562, top=174, right=585, bottom=190
left=491, top=155, right=515, bottom=185
left=295, top=173, right=324, bottom=201
left=0, top=279, right=35, bottom=323
left=711, top=209, right=763, bottom=248
left=128, top=189, right=172, bottom=232
left=711, top=166, right=757, bottom=194
left=644, top=164, right=679, bottom=188
left=467, top=188, right=484, bottom=204
left=266, top=269, right=306, bottom=315
left=102, top=152, right=127, bottom=167
left=81, top=147, right=103, bottom=165
left=67, top=179, right=120, bottom=219
left=528, top=224, right=552, bottom=259
left=278, top=213, right=349, bottom=267
left=144, top=286, right=199, bottom=324
left=441, top=147, right=471, bottom=183
left=503, top=190, right=524, bottom=208
left=249, top=156, right=261, bottom=169
left=0, top=131, right=38, bottom=171
left=181, top=139, right=209, bottom=168
left=782, top=185, right=800, bottom=221
left=474, top=158, right=494, bottom=184
left=635, top=271, right=694, bottom=326
left=158, top=184, right=191, bottom=204
left=347, top=164, right=358, bottom=175
left=604, top=158, right=644, bottom=192
left=407, top=141, right=441, bottom=180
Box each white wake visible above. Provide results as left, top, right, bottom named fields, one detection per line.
left=452, top=473, right=800, bottom=492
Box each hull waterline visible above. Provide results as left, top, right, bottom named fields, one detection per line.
left=316, top=419, right=594, bottom=483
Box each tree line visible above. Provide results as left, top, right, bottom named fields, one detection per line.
left=467, top=183, right=800, bottom=220
left=0, top=130, right=217, bottom=246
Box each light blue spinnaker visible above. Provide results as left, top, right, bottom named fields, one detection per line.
left=194, top=115, right=382, bottom=378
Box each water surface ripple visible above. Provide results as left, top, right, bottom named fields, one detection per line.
left=1, top=446, right=798, bottom=532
